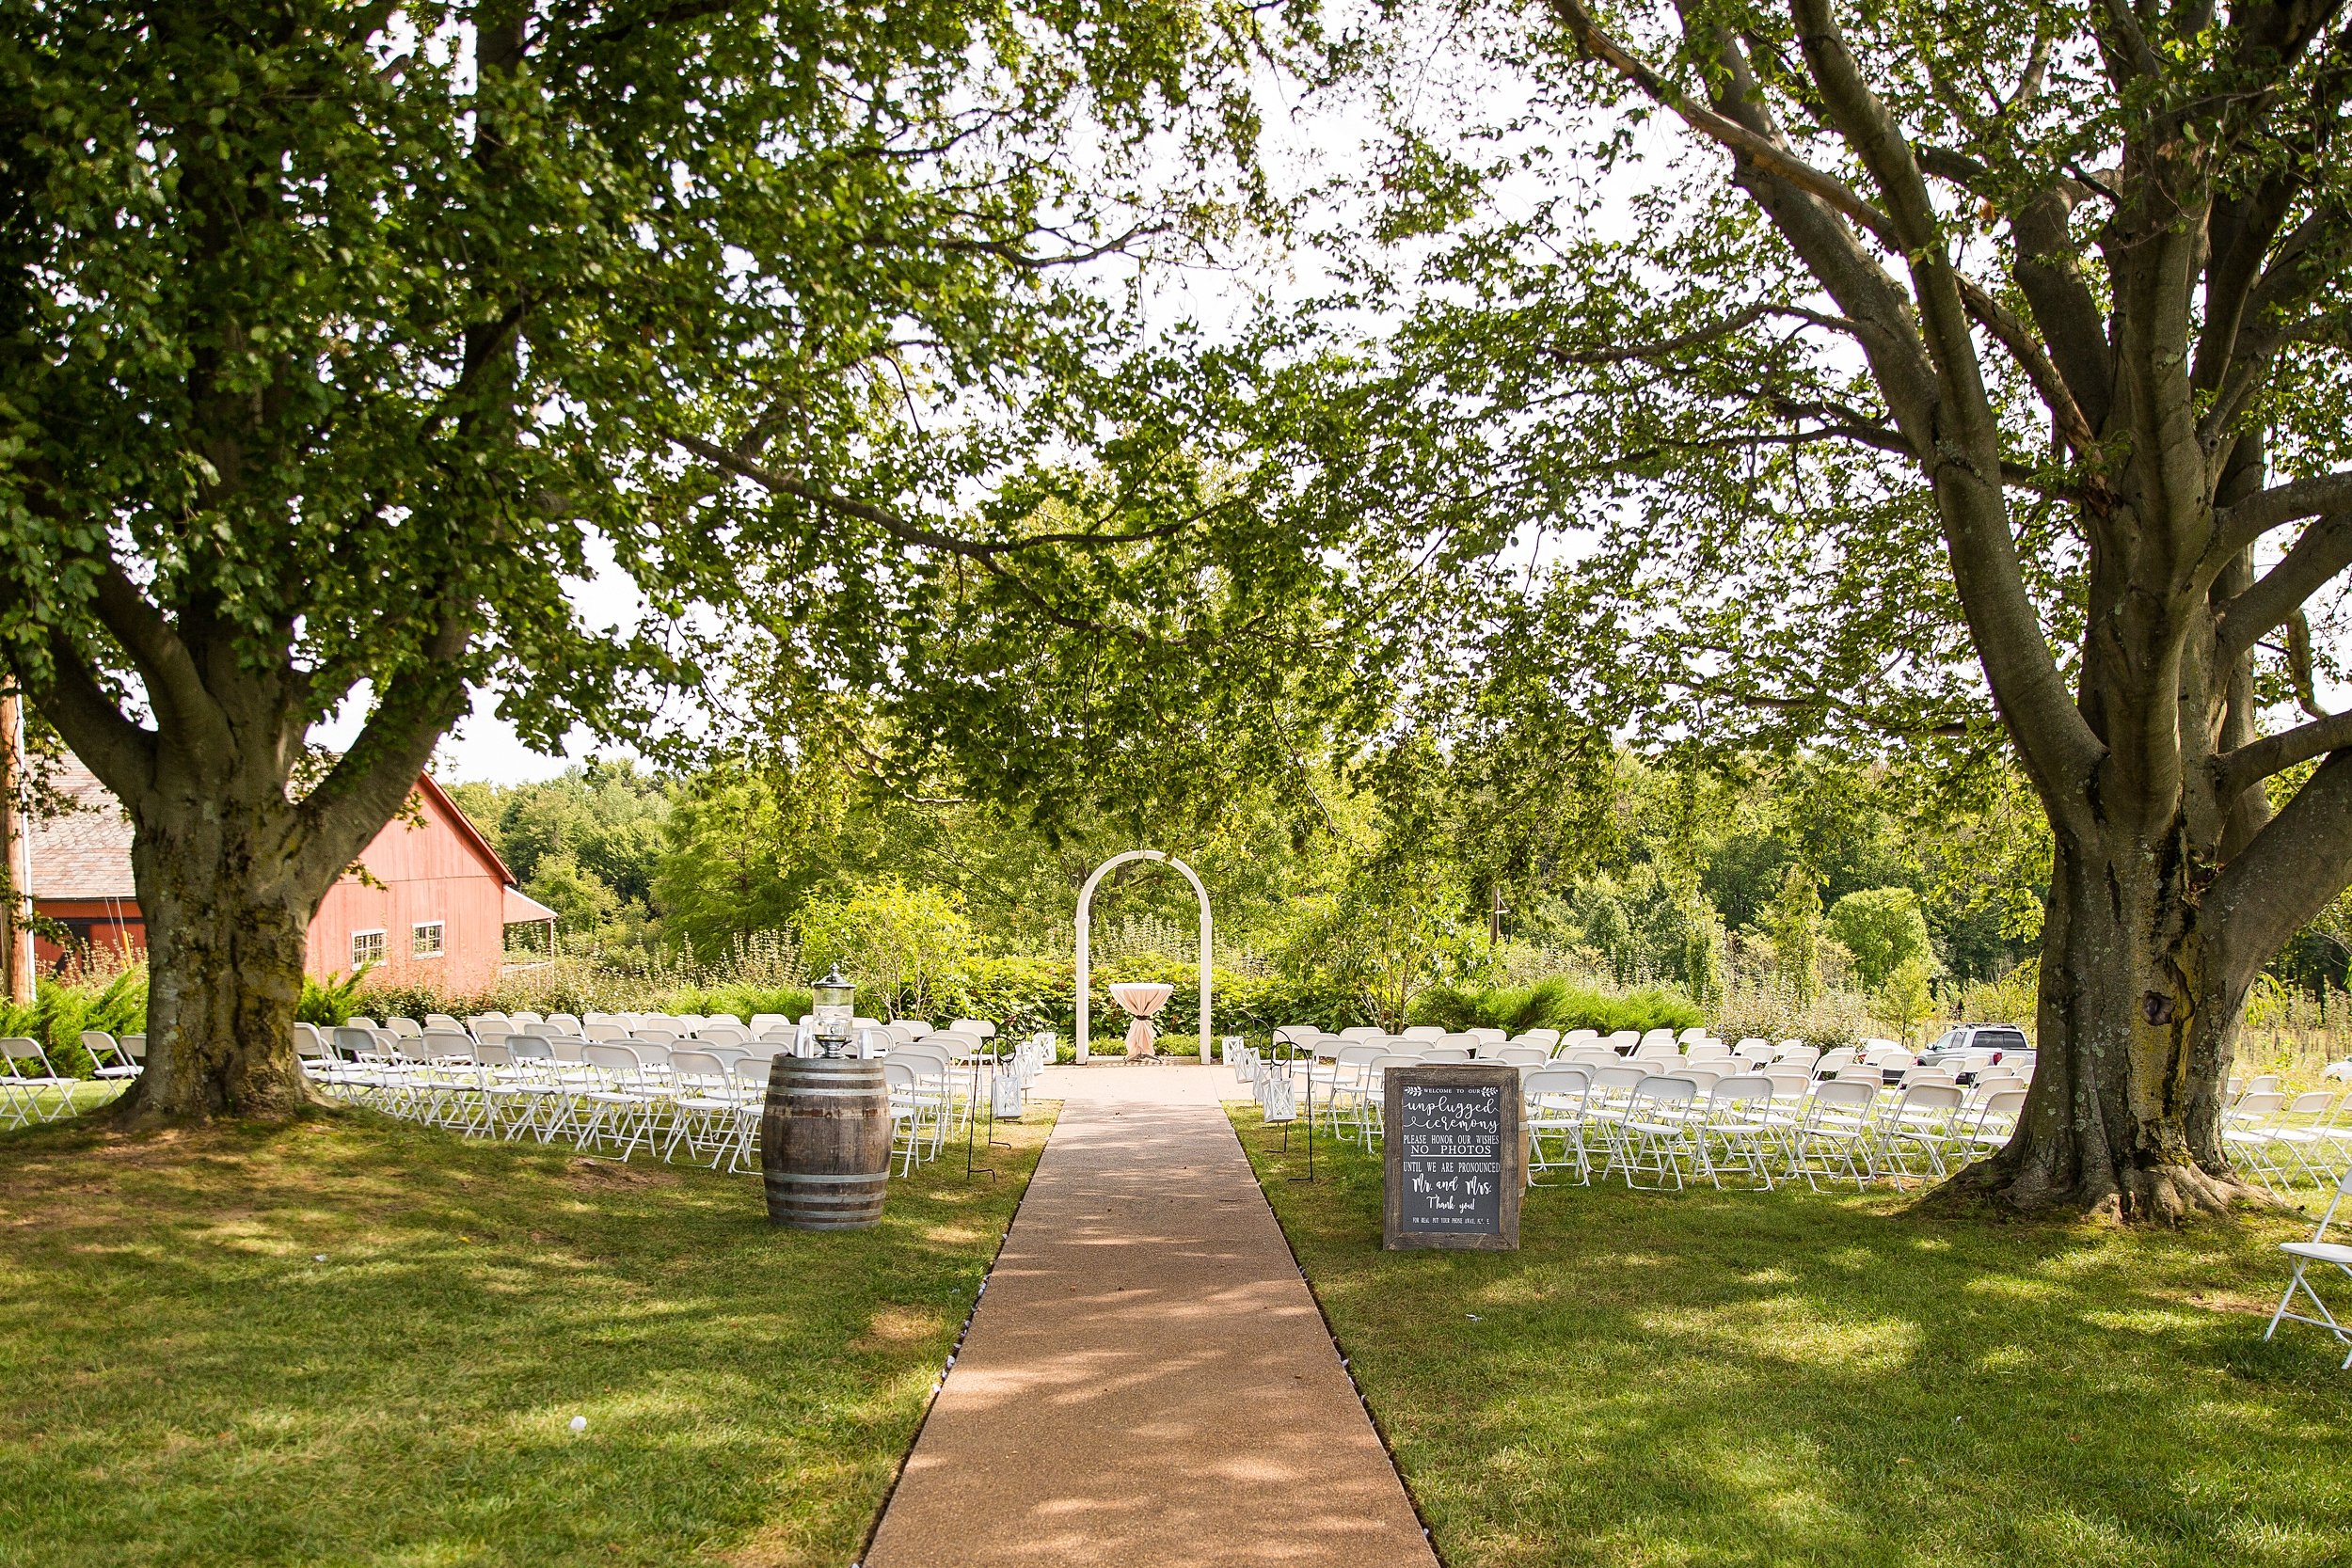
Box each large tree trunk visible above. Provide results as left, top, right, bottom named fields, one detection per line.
left=109, top=784, right=336, bottom=1124
left=1960, top=819, right=2254, bottom=1221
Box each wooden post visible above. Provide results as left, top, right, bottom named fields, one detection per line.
left=0, top=693, right=31, bottom=1005
left=1382, top=1064, right=1525, bottom=1250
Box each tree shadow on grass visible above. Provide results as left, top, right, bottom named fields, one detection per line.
left=1237, top=1115, right=2352, bottom=1568
left=0, top=1108, right=1049, bottom=1568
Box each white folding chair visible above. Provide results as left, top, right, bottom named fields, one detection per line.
left=80, top=1031, right=140, bottom=1085
left=1788, top=1079, right=1879, bottom=1191
left=2266, top=1165, right=2352, bottom=1369
left=2222, top=1091, right=2294, bottom=1194
left=2270, top=1090, right=2344, bottom=1189
left=1525, top=1066, right=1593, bottom=1185
left=1696, top=1075, right=1778, bottom=1190
left=1604, top=1075, right=1701, bottom=1190
left=1876, top=1082, right=1966, bottom=1180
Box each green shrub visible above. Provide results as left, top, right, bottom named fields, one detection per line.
left=298, top=968, right=375, bottom=1028
left=1410, top=976, right=1704, bottom=1035
left=0, top=961, right=148, bottom=1076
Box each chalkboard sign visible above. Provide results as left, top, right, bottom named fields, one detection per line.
left=1383, top=1064, right=1523, bottom=1250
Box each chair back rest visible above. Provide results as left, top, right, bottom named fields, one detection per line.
left=697, top=1024, right=751, bottom=1046
left=1465, top=1027, right=1507, bottom=1045
left=1372, top=1053, right=1419, bottom=1073
left=1336, top=1043, right=1385, bottom=1067
left=1516, top=1029, right=1562, bottom=1048
left=1489, top=1046, right=1547, bottom=1065
left=506, top=1037, right=554, bottom=1062
left=1777, top=1043, right=1820, bottom=1066
left=121, top=1034, right=147, bottom=1060
left=1709, top=1074, right=1772, bottom=1108
left=507, top=1011, right=544, bottom=1024
left=334, top=1026, right=379, bottom=1055
left=581, top=1042, right=644, bottom=1074
left=1562, top=1029, right=1600, bottom=1044
left=1, top=1037, right=50, bottom=1073
left=547, top=1037, right=588, bottom=1062
left=1676, top=1068, right=1721, bottom=1090
left=2243, top=1074, right=2280, bottom=1096
left=1765, top=1070, right=1811, bottom=1099
left=895, top=1043, right=953, bottom=1075
left=1419, top=1047, right=1471, bottom=1063
left=948, top=1018, right=996, bottom=1038
left=2233, top=1090, right=2287, bottom=1118
left=472, top=1038, right=515, bottom=1067
left=2286, top=1089, right=2336, bottom=1116
left=421, top=1029, right=475, bottom=1057
left=749, top=1014, right=788, bottom=1032
left=1630, top=1074, right=1696, bottom=1112
left=386, top=1017, right=424, bottom=1037
left=424, top=1014, right=461, bottom=1030
left=883, top=1059, right=918, bottom=1089
left=1592, top=1064, right=1646, bottom=1091
left=670, top=1049, right=728, bottom=1082
left=1810, top=1078, right=1877, bottom=1116
left=1524, top=1066, right=1591, bottom=1099
left=1977, top=1089, right=2026, bottom=1119
left=1898, top=1082, right=1965, bottom=1115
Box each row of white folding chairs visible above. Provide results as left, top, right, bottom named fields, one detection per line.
left=305, top=1021, right=1022, bottom=1180
left=1522, top=1068, right=2029, bottom=1193
left=2221, top=1088, right=2352, bottom=1193
left=0, top=1031, right=153, bottom=1127
left=311, top=1032, right=808, bottom=1172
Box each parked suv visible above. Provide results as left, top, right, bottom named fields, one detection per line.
left=1918, top=1023, right=2033, bottom=1079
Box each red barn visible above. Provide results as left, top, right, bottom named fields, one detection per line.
left=25, top=763, right=555, bottom=990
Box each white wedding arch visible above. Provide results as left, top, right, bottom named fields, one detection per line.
left=1075, top=849, right=1212, bottom=1063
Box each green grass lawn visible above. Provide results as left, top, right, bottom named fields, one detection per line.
left=0, top=1103, right=1054, bottom=1568
left=1233, top=1110, right=2352, bottom=1568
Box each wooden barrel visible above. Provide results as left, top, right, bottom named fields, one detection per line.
left=761, top=1055, right=892, bottom=1229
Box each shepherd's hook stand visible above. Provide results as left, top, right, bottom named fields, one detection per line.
left=1283, top=1045, right=1317, bottom=1184
left=962, top=1052, right=998, bottom=1181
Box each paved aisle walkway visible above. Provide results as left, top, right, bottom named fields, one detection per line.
left=864, top=1065, right=1438, bottom=1568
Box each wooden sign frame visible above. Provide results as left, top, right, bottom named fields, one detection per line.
left=1383, top=1064, right=1524, bottom=1250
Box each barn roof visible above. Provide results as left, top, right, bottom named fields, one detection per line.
left=24, top=762, right=135, bottom=900
left=24, top=760, right=517, bottom=901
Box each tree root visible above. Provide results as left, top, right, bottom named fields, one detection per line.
left=103, top=1069, right=342, bottom=1130
left=1938, top=1149, right=2263, bottom=1225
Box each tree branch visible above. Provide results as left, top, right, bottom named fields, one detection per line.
left=84, top=564, right=233, bottom=758
left=1955, top=274, right=2099, bottom=460
left=291, top=615, right=474, bottom=895
left=19, top=637, right=158, bottom=804
left=1546, top=0, right=1903, bottom=247
left=2217, top=706, right=2352, bottom=798
left=2216, top=512, right=2352, bottom=665
left=2214, top=470, right=2352, bottom=558
left=2204, top=750, right=2352, bottom=985
left=1541, top=299, right=1857, bottom=364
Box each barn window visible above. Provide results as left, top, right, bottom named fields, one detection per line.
left=352, top=929, right=387, bottom=970
left=412, top=921, right=446, bottom=958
